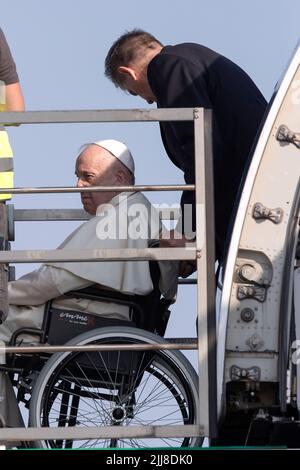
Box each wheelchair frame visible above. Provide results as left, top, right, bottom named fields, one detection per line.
left=3, top=266, right=201, bottom=449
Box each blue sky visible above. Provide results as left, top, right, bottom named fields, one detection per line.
left=1, top=0, right=300, bottom=345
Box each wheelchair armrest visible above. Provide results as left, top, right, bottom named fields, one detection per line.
left=67, top=286, right=137, bottom=304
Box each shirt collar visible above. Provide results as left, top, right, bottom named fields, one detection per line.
left=96, top=191, right=137, bottom=214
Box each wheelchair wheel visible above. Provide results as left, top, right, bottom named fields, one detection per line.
left=29, top=326, right=201, bottom=449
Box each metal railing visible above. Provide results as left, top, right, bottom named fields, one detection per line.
left=0, top=107, right=217, bottom=444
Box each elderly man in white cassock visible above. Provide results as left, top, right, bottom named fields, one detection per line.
left=0, top=139, right=178, bottom=431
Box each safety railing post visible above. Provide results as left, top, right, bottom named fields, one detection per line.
left=0, top=202, right=8, bottom=323
left=194, top=108, right=217, bottom=438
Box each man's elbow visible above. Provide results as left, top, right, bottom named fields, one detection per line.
left=5, top=82, right=25, bottom=112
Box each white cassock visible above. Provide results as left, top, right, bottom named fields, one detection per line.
left=0, top=191, right=178, bottom=429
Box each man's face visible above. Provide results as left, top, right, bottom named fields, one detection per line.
left=122, top=70, right=156, bottom=104
left=75, top=145, right=118, bottom=215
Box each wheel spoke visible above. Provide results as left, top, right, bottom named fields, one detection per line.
left=29, top=331, right=199, bottom=449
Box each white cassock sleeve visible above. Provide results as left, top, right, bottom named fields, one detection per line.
left=49, top=194, right=155, bottom=296
left=8, top=265, right=92, bottom=306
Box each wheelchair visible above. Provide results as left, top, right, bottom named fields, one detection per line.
left=4, top=263, right=201, bottom=449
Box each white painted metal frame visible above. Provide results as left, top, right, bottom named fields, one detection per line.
left=0, top=107, right=217, bottom=443
left=12, top=207, right=181, bottom=221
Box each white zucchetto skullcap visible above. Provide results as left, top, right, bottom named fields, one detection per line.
left=92, top=139, right=135, bottom=174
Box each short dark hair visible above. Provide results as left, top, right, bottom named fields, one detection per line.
left=105, top=29, right=163, bottom=88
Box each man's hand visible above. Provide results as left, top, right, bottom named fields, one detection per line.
left=160, top=229, right=189, bottom=248
left=179, top=260, right=197, bottom=278
left=160, top=230, right=197, bottom=278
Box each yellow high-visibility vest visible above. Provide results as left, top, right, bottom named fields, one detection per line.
left=0, top=103, right=14, bottom=201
